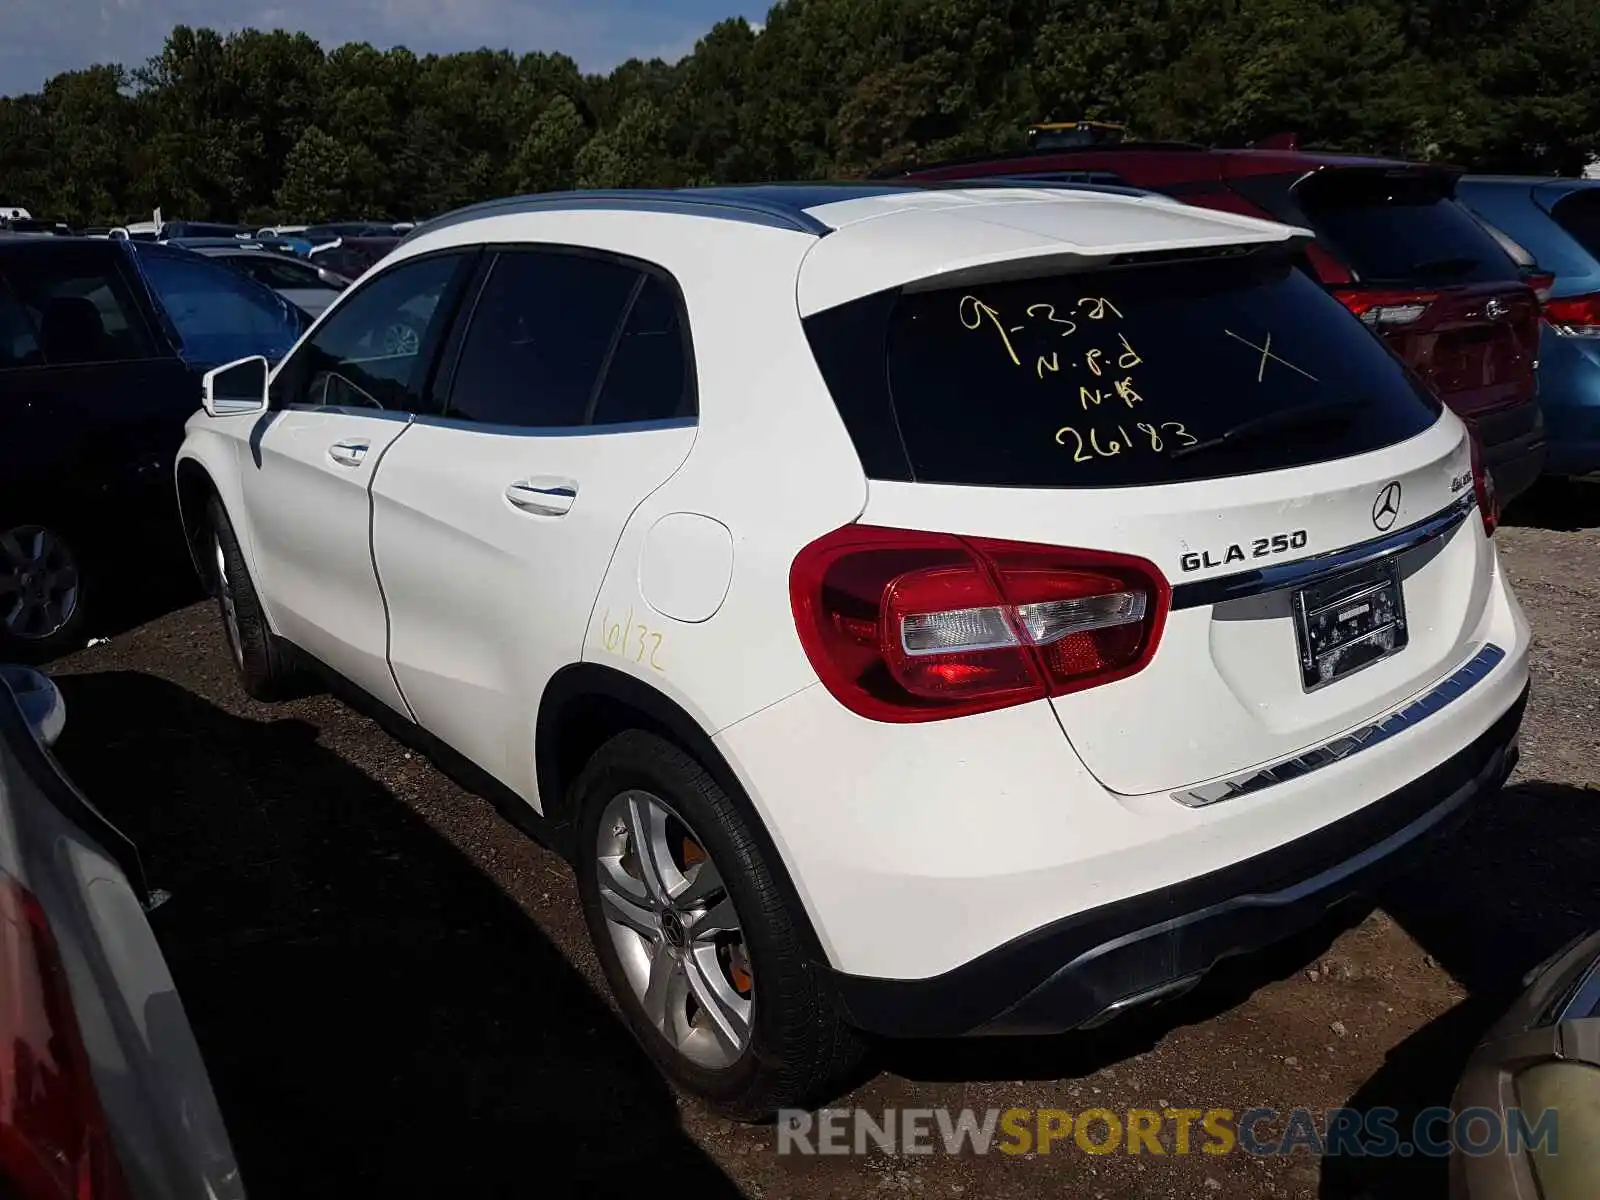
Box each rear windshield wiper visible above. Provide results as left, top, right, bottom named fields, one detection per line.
left=1169, top=398, right=1367, bottom=462
left=1404, top=255, right=1480, bottom=280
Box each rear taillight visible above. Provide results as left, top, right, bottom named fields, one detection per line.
left=789, top=526, right=1169, bottom=722
left=1331, top=287, right=1437, bottom=328
left=1, top=870, right=131, bottom=1200
left=1525, top=272, right=1556, bottom=304
left=1542, top=291, right=1600, bottom=337
left=1469, top=435, right=1498, bottom=538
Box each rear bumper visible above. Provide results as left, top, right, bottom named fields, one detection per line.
left=828, top=687, right=1526, bottom=1037
left=1467, top=400, right=1545, bottom=504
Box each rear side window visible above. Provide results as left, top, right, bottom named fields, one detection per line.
left=1295, top=171, right=1520, bottom=286
left=135, top=250, right=303, bottom=364
left=0, top=281, right=42, bottom=369
left=7, top=256, right=155, bottom=365
left=447, top=250, right=638, bottom=428
left=806, top=253, right=1443, bottom=488
left=590, top=275, right=694, bottom=425
left=1551, top=190, right=1600, bottom=260
left=444, top=250, right=694, bottom=430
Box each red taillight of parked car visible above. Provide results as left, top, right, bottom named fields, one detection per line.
left=1330, top=286, right=1438, bottom=329
left=1469, top=434, right=1498, bottom=539
left=1542, top=291, right=1600, bottom=337
left=790, top=526, right=1170, bottom=722
left=0, top=870, right=131, bottom=1200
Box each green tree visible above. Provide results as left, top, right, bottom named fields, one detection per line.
left=274, top=125, right=377, bottom=220
left=511, top=95, right=591, bottom=192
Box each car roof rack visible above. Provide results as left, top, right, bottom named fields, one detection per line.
left=402, top=184, right=932, bottom=243
left=904, top=175, right=1154, bottom=200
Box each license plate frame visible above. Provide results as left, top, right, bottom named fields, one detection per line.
left=1291, top=556, right=1409, bottom=691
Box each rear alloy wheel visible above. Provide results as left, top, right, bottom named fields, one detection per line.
left=594, top=789, right=754, bottom=1070
left=0, top=523, right=86, bottom=662
left=574, top=731, right=865, bottom=1119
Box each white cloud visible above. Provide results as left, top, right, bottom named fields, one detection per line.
left=0, top=0, right=755, bottom=95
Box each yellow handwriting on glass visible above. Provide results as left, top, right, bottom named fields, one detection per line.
left=1056, top=420, right=1198, bottom=461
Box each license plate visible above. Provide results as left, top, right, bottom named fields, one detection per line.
left=1292, top=557, right=1408, bottom=690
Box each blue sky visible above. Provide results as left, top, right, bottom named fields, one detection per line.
left=0, top=0, right=767, bottom=96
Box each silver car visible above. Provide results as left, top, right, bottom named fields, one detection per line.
left=187, top=244, right=349, bottom=317
left=0, top=665, right=243, bottom=1199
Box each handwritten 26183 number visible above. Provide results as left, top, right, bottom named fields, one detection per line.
left=1054, top=419, right=1198, bottom=463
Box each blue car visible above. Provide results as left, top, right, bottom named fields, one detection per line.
left=0, top=235, right=305, bottom=658
left=1457, top=177, right=1600, bottom=480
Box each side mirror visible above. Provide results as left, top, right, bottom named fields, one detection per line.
left=201, top=355, right=270, bottom=417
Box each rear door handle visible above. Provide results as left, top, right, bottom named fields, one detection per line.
left=328, top=439, right=370, bottom=468
left=505, top=478, right=578, bottom=517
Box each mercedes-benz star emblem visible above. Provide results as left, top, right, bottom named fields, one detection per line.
left=1372, top=482, right=1403, bottom=531
left=1484, top=297, right=1508, bottom=320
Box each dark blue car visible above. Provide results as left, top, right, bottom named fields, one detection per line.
left=0, top=236, right=305, bottom=660
left=1456, top=177, right=1600, bottom=481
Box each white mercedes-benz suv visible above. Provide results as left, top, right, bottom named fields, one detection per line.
left=174, top=183, right=1530, bottom=1118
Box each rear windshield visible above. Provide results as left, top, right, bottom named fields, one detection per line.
left=1551, top=189, right=1600, bottom=260
left=805, top=253, right=1443, bottom=488
left=1295, top=170, right=1520, bottom=286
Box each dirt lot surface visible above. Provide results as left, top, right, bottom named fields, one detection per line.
left=44, top=492, right=1600, bottom=1200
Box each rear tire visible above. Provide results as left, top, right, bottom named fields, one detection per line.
left=0, top=519, right=89, bottom=664
left=206, top=496, right=298, bottom=699
left=573, top=730, right=865, bottom=1120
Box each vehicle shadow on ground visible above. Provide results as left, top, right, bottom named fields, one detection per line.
left=1320, top=780, right=1600, bottom=1199
left=49, top=670, right=742, bottom=1200
left=1501, top=478, right=1600, bottom=532
left=876, top=900, right=1374, bottom=1085
left=86, top=531, right=204, bottom=647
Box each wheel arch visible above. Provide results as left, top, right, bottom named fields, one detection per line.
left=535, top=662, right=829, bottom=962
left=174, top=454, right=220, bottom=593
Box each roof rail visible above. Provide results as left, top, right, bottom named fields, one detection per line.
left=903, top=176, right=1155, bottom=200
left=402, top=186, right=917, bottom=244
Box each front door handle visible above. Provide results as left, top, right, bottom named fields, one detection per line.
left=505, top=478, right=578, bottom=517
left=328, top=439, right=370, bottom=468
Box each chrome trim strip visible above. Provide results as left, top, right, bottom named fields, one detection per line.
left=1172, top=642, right=1506, bottom=808
left=1170, top=493, right=1477, bottom=611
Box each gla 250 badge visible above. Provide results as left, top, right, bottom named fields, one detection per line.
left=1179, top=529, right=1310, bottom=574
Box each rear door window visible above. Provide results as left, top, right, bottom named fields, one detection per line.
left=1550, top=189, right=1600, bottom=260
left=134, top=249, right=304, bottom=364
left=444, top=250, right=641, bottom=428
left=6, top=251, right=157, bottom=365
left=590, top=274, right=695, bottom=426
left=807, top=253, right=1444, bottom=488
left=1295, top=170, right=1521, bottom=286
left=0, top=281, right=42, bottom=369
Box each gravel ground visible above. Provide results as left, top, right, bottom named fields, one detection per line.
left=44, top=491, right=1600, bottom=1200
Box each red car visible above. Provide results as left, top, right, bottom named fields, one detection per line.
left=896, top=138, right=1548, bottom=503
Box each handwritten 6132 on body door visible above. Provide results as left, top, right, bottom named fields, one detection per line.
left=596, top=605, right=666, bottom=672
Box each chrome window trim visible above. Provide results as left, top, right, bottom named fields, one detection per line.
left=1170, top=492, right=1477, bottom=611
left=1172, top=642, right=1506, bottom=808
